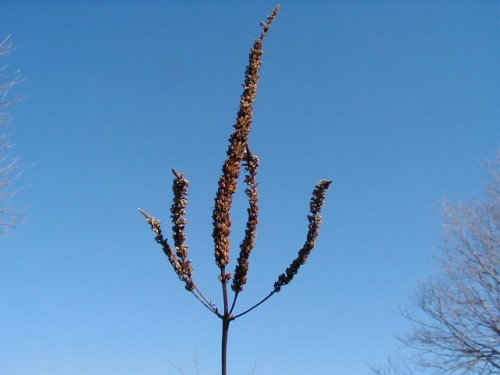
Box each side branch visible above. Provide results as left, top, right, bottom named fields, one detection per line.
left=232, top=291, right=275, bottom=320
left=233, top=179, right=332, bottom=319
left=139, top=208, right=194, bottom=290
left=139, top=208, right=220, bottom=316
left=232, top=146, right=260, bottom=294
left=274, top=179, right=332, bottom=292
left=170, top=169, right=193, bottom=278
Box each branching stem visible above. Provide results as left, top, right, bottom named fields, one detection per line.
left=229, top=292, right=239, bottom=316
left=139, top=6, right=333, bottom=375
left=232, top=291, right=275, bottom=320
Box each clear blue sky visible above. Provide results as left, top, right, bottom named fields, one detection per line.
left=1, top=1, right=499, bottom=374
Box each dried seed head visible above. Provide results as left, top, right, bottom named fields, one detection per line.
left=170, top=169, right=192, bottom=277
left=273, top=179, right=332, bottom=292
left=232, top=150, right=260, bottom=293
left=139, top=208, right=194, bottom=291
left=212, top=6, right=279, bottom=273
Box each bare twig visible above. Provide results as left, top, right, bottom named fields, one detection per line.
left=398, top=154, right=500, bottom=373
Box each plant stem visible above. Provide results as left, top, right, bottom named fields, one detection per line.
left=232, top=291, right=275, bottom=320
left=221, top=277, right=231, bottom=375
left=221, top=316, right=230, bottom=375
left=229, top=292, right=239, bottom=315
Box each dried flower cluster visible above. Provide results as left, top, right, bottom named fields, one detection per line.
left=139, top=206, right=194, bottom=291
left=170, top=169, right=193, bottom=278
left=212, top=6, right=279, bottom=278
left=274, top=179, right=332, bottom=292
left=232, top=146, right=260, bottom=293
left=139, top=6, right=332, bottom=375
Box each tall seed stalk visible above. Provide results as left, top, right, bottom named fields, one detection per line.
left=139, top=6, right=332, bottom=375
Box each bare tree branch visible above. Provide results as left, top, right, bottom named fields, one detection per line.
left=398, top=154, right=500, bottom=374
left=370, top=358, right=416, bottom=375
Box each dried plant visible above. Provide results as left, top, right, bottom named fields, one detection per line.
left=139, top=6, right=332, bottom=374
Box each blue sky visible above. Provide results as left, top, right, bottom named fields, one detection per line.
left=1, top=1, right=499, bottom=374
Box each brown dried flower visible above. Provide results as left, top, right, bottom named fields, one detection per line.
left=212, top=5, right=279, bottom=276
left=273, top=179, right=332, bottom=292
left=139, top=208, right=194, bottom=291
left=232, top=146, right=260, bottom=293
left=170, top=169, right=192, bottom=277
